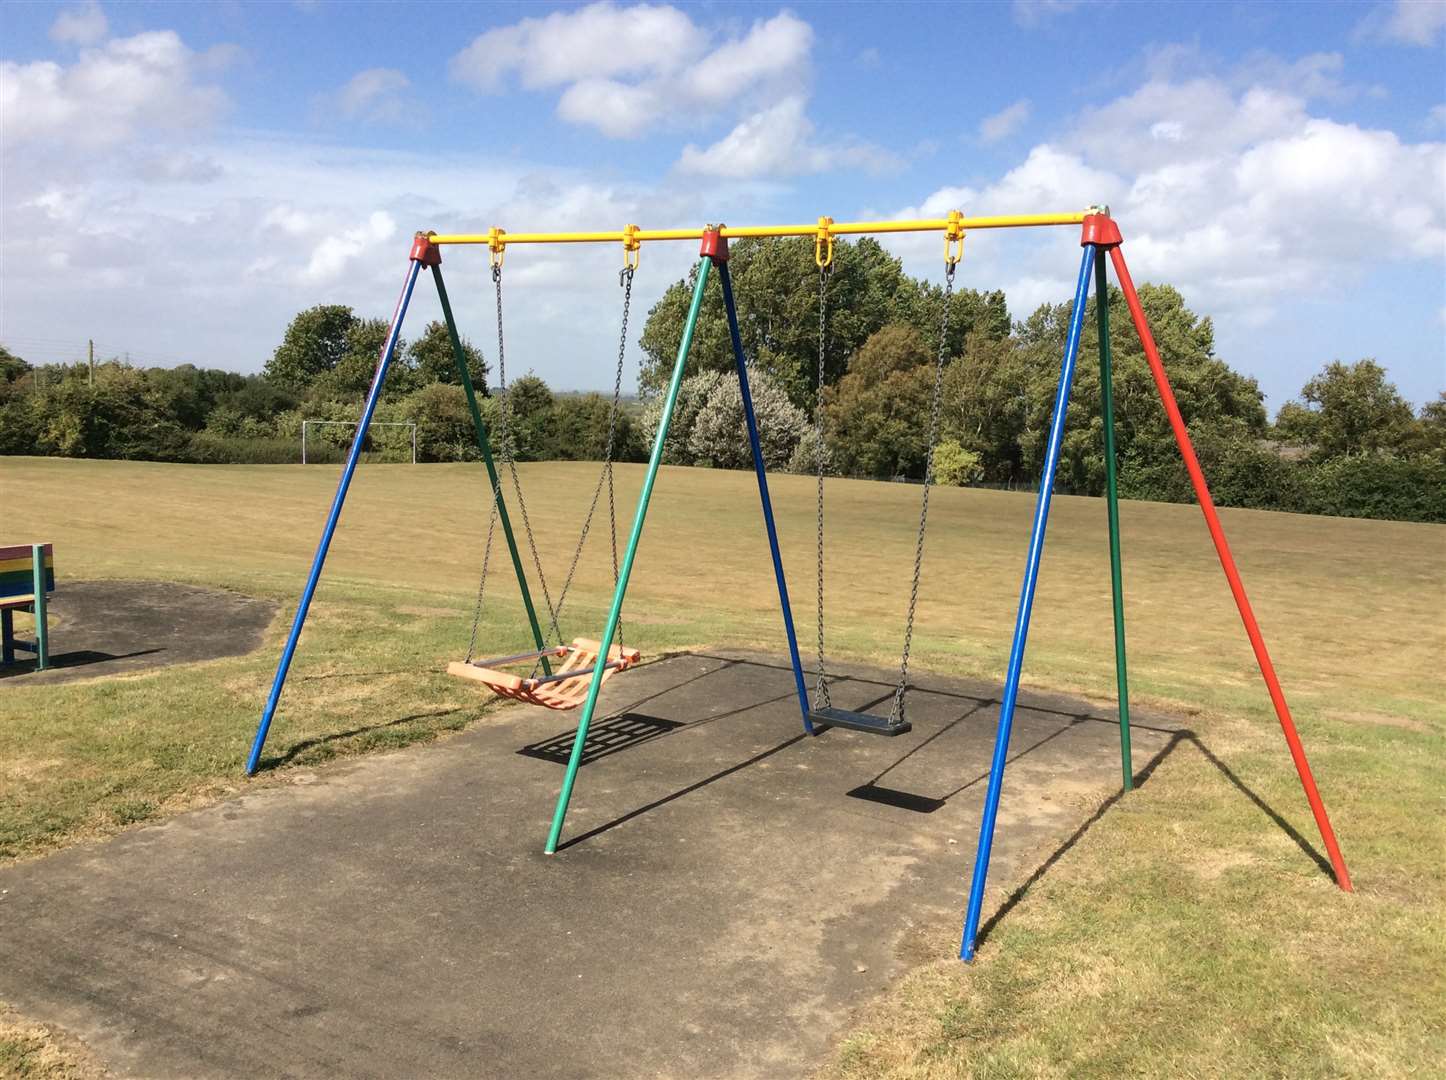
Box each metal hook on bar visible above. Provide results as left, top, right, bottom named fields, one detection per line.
left=815, top=215, right=834, bottom=269
left=944, top=209, right=966, bottom=269
left=622, top=223, right=641, bottom=271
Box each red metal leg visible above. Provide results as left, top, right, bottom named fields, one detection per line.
left=1108, top=245, right=1353, bottom=892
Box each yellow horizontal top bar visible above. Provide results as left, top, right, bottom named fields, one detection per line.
left=427, top=211, right=1088, bottom=247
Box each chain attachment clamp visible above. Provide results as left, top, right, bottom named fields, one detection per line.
left=487, top=227, right=506, bottom=268
left=622, top=223, right=641, bottom=273
left=944, top=209, right=966, bottom=269
left=815, top=215, right=835, bottom=269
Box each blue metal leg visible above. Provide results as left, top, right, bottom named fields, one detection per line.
left=959, top=245, right=1097, bottom=960
left=718, top=261, right=813, bottom=733
left=245, top=257, right=423, bottom=774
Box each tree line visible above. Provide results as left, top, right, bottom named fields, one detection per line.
left=1, top=236, right=1441, bottom=523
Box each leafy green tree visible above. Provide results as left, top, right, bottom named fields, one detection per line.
left=942, top=331, right=1046, bottom=484
left=27, top=362, right=189, bottom=460
left=310, top=318, right=399, bottom=400
left=931, top=438, right=983, bottom=486
left=143, top=364, right=246, bottom=431
left=1297, top=454, right=1446, bottom=522
left=1009, top=284, right=1265, bottom=495
left=205, top=376, right=297, bottom=436
left=1413, top=393, right=1446, bottom=462
left=822, top=324, right=937, bottom=479
left=639, top=236, right=944, bottom=409
left=1275, top=359, right=1417, bottom=460
left=639, top=236, right=1012, bottom=413
left=687, top=368, right=807, bottom=471
left=0, top=345, right=31, bottom=383
left=406, top=320, right=489, bottom=389
left=401, top=382, right=480, bottom=462
left=550, top=393, right=644, bottom=462
left=640, top=370, right=724, bottom=466
left=500, top=373, right=554, bottom=461
left=264, top=305, right=358, bottom=391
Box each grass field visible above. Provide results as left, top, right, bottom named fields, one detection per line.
left=2, top=455, right=1443, bottom=1077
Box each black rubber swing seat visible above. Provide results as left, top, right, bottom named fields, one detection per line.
left=808, top=707, right=912, bottom=737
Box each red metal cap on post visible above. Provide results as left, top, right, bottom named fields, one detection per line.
left=1081, top=212, right=1122, bottom=249
left=700, top=226, right=728, bottom=263
left=410, top=231, right=442, bottom=266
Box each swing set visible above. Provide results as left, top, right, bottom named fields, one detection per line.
left=243, top=208, right=1352, bottom=962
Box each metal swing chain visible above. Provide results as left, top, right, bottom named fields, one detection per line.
left=604, top=267, right=633, bottom=648
left=464, top=489, right=502, bottom=663
left=490, top=263, right=569, bottom=654
left=888, top=260, right=956, bottom=725
left=463, top=268, right=518, bottom=663
left=535, top=264, right=634, bottom=671
left=814, top=261, right=832, bottom=707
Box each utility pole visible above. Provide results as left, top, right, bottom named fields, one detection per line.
left=88, top=339, right=94, bottom=386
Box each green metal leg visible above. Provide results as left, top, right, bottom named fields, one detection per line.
left=432, top=264, right=551, bottom=676
left=30, top=544, right=48, bottom=671
left=1095, top=250, right=1132, bottom=789
left=543, top=255, right=713, bottom=854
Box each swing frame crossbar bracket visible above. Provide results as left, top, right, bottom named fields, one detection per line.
left=808, top=707, right=911, bottom=737
left=409, top=231, right=442, bottom=266
left=700, top=226, right=728, bottom=262
left=1080, top=210, right=1122, bottom=248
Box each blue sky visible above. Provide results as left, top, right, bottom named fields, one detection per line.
left=2, top=0, right=1443, bottom=410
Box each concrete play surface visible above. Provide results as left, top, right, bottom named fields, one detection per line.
left=0, top=580, right=275, bottom=684
left=0, top=649, right=1179, bottom=1078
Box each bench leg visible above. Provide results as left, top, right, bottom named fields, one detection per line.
left=31, top=544, right=48, bottom=671
left=1, top=608, right=13, bottom=666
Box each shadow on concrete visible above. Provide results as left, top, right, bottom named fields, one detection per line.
left=0, top=581, right=274, bottom=686
left=556, top=652, right=1337, bottom=918
left=0, top=648, right=162, bottom=680
left=554, top=732, right=813, bottom=852
left=518, top=713, right=686, bottom=767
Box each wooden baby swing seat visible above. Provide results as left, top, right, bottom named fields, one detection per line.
left=447, top=637, right=641, bottom=710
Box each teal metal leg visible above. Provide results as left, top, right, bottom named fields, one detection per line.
left=1095, top=250, right=1132, bottom=789
left=543, top=255, right=714, bottom=854
left=432, top=263, right=551, bottom=676
left=30, top=543, right=48, bottom=671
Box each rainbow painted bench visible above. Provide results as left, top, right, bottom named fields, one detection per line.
left=1, top=543, right=54, bottom=670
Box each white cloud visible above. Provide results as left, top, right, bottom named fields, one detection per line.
left=892, top=67, right=1446, bottom=335
left=979, top=100, right=1031, bottom=143
left=676, top=96, right=896, bottom=178
left=1358, top=0, right=1446, bottom=45
left=0, top=31, right=228, bottom=148
left=1012, top=0, right=1083, bottom=27
left=448, top=4, right=847, bottom=179
left=450, top=2, right=705, bottom=92
left=50, top=1, right=108, bottom=46
left=452, top=5, right=810, bottom=140
left=1428, top=103, right=1446, bottom=131
left=301, top=211, right=398, bottom=283
left=0, top=92, right=762, bottom=393
left=318, top=67, right=415, bottom=125
left=556, top=78, right=663, bottom=139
